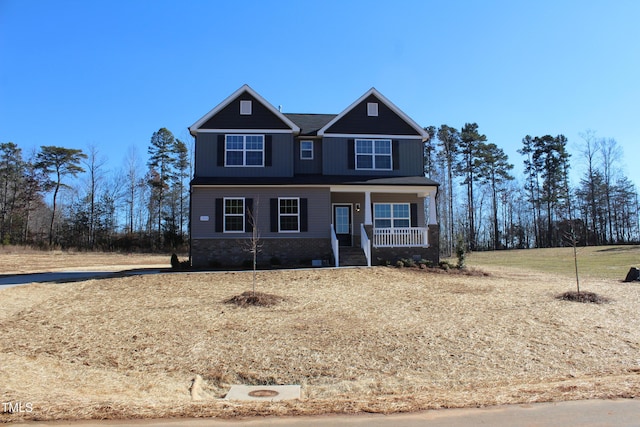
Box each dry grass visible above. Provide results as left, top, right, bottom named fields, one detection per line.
left=0, top=246, right=171, bottom=274
left=1, top=251, right=640, bottom=422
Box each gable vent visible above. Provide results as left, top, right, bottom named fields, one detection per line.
left=240, top=100, right=252, bottom=115
left=367, top=102, right=378, bottom=117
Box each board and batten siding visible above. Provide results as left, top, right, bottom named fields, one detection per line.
left=191, top=187, right=330, bottom=239
left=322, top=137, right=424, bottom=176
left=294, top=139, right=322, bottom=174
left=194, top=132, right=294, bottom=178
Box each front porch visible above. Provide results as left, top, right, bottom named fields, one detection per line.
left=329, top=184, right=439, bottom=267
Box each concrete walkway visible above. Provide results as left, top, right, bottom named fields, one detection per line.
left=13, top=399, right=640, bottom=427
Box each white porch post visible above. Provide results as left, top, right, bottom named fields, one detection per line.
left=428, top=191, right=437, bottom=225
left=364, top=191, right=372, bottom=225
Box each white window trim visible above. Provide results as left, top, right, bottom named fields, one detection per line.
left=225, top=134, right=265, bottom=167
left=367, top=102, right=378, bottom=116
left=355, top=139, right=392, bottom=171
left=373, top=203, right=410, bottom=229
left=223, top=197, right=245, bottom=233
left=278, top=197, right=300, bottom=233
left=240, top=100, right=252, bottom=115
left=300, top=140, right=314, bottom=160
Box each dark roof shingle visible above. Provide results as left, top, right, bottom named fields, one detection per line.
left=284, top=114, right=336, bottom=136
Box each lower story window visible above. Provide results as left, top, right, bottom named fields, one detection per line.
left=374, top=203, right=410, bottom=228
left=279, top=197, right=299, bottom=232
left=224, top=198, right=245, bottom=232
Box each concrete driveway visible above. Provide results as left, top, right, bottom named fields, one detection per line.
left=10, top=399, right=640, bottom=426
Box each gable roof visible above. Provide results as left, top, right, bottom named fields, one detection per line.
left=189, top=84, right=301, bottom=136
left=284, top=113, right=336, bottom=136
left=317, top=88, right=428, bottom=140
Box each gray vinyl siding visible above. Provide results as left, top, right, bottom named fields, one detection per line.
left=322, top=137, right=424, bottom=176
left=194, top=132, right=294, bottom=178
left=191, top=186, right=330, bottom=239
left=294, top=139, right=322, bottom=174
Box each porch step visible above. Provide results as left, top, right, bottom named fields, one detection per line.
left=339, top=247, right=368, bottom=267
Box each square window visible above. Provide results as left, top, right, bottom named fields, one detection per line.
left=355, top=139, right=391, bottom=170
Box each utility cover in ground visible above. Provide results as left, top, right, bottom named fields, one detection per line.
left=225, top=385, right=301, bottom=401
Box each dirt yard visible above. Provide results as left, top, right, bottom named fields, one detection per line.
left=1, top=251, right=639, bottom=422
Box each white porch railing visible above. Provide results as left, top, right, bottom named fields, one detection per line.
left=360, top=223, right=372, bottom=267
left=330, top=224, right=339, bottom=267
left=373, top=227, right=428, bottom=248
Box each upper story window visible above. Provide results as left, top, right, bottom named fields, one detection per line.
left=355, top=139, right=392, bottom=170
left=374, top=203, right=410, bottom=229
left=224, top=198, right=245, bottom=232
left=300, top=140, right=313, bottom=160
left=240, top=100, right=252, bottom=115
left=367, top=102, right=378, bottom=116
left=225, top=134, right=264, bottom=167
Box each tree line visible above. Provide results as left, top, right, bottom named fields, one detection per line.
left=1, top=124, right=637, bottom=254
left=425, top=124, right=639, bottom=256
left=0, top=128, right=190, bottom=251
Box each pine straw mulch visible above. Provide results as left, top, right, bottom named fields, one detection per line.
left=556, top=291, right=610, bottom=304
left=225, top=291, right=285, bottom=307
left=1, top=267, right=640, bottom=423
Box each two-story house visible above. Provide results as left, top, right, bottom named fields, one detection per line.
left=189, top=84, right=439, bottom=267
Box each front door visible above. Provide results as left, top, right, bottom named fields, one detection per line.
left=333, top=204, right=352, bottom=246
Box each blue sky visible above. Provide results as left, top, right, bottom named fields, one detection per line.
left=1, top=0, right=639, bottom=189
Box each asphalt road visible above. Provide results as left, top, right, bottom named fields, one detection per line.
left=0, top=268, right=164, bottom=289
left=10, top=399, right=640, bottom=427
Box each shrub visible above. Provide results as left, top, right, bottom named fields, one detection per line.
left=456, top=246, right=466, bottom=269
left=396, top=260, right=405, bottom=268
left=241, top=259, right=253, bottom=269
left=270, top=256, right=281, bottom=266
left=439, top=261, right=453, bottom=271
left=403, top=258, right=416, bottom=268
left=419, top=259, right=433, bottom=268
